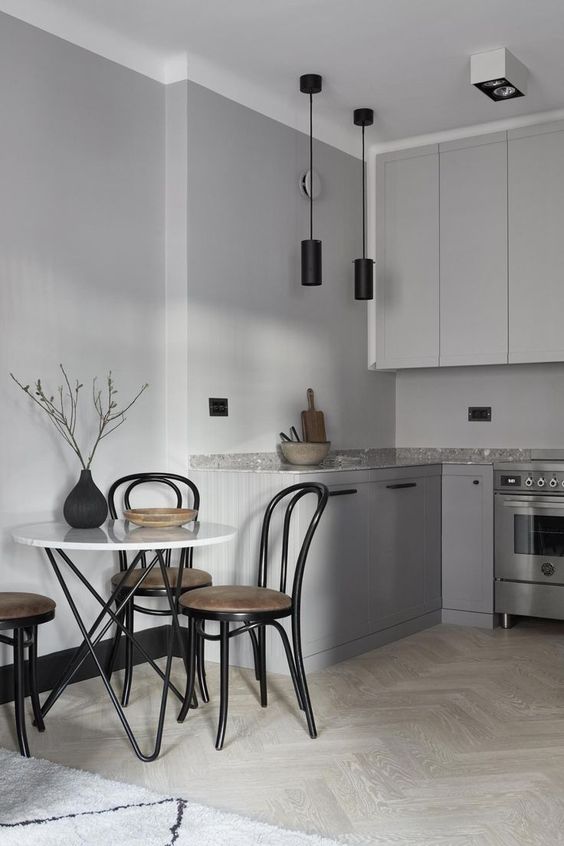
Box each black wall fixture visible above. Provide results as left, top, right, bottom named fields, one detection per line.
left=300, top=74, right=323, bottom=286
left=353, top=108, right=374, bottom=300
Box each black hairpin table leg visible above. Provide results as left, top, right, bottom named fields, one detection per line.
left=42, top=547, right=183, bottom=762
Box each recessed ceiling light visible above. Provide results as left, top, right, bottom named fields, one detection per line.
left=493, top=85, right=516, bottom=98
left=470, top=48, right=528, bottom=102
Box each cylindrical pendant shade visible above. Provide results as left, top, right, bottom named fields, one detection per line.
left=354, top=257, right=374, bottom=300
left=302, top=239, right=323, bottom=286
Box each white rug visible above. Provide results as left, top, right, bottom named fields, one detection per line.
left=0, top=749, right=343, bottom=846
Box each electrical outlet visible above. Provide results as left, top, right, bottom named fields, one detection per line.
left=209, top=398, right=228, bottom=417
left=468, top=406, right=491, bottom=422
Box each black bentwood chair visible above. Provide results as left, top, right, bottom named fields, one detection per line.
left=0, top=593, right=56, bottom=756
left=105, top=473, right=212, bottom=706
left=178, top=482, right=329, bottom=750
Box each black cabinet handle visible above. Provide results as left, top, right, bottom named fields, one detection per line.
left=473, top=480, right=480, bottom=485
left=386, top=482, right=417, bottom=489
left=328, top=488, right=358, bottom=497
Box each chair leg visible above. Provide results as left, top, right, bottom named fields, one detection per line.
left=13, top=630, right=30, bottom=757
left=277, top=624, right=305, bottom=711
left=196, top=621, right=209, bottom=703
left=248, top=627, right=261, bottom=682
left=121, top=600, right=134, bottom=707
left=215, top=621, right=230, bottom=750
left=292, top=615, right=317, bottom=739
left=177, top=617, right=197, bottom=723
left=258, top=625, right=267, bottom=708
left=105, top=600, right=125, bottom=682
left=27, top=626, right=45, bottom=733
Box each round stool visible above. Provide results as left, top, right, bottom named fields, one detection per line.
left=0, top=593, right=56, bottom=757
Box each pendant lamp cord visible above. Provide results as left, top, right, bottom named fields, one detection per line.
left=362, top=124, right=366, bottom=259
left=309, top=92, right=313, bottom=240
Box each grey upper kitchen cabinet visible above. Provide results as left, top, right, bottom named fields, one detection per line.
left=508, top=121, right=564, bottom=364
left=375, top=145, right=439, bottom=369
left=439, top=133, right=508, bottom=366
left=442, top=464, right=494, bottom=626
left=369, top=467, right=442, bottom=632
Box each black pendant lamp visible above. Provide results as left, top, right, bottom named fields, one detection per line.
left=353, top=108, right=374, bottom=300
left=300, top=74, right=323, bottom=286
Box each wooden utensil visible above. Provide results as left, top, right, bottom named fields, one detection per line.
left=301, top=388, right=327, bottom=442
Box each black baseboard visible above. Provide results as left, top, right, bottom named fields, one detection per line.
left=0, top=624, right=177, bottom=705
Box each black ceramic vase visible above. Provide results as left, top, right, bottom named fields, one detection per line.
left=63, top=469, right=108, bottom=529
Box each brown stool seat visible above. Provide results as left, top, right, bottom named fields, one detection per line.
left=111, top=567, right=212, bottom=592
left=179, top=585, right=292, bottom=615
left=0, top=593, right=56, bottom=623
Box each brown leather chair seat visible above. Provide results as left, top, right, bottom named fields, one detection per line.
left=0, top=592, right=56, bottom=622
left=179, top=585, right=292, bottom=614
left=111, top=567, right=212, bottom=592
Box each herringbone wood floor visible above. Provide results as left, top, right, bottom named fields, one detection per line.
left=2, top=622, right=564, bottom=844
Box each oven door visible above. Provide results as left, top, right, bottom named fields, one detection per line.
left=495, top=494, right=564, bottom=585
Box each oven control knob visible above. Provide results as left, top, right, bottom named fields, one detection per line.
left=537, top=477, right=546, bottom=487
left=525, top=477, right=534, bottom=487
left=550, top=477, right=559, bottom=488
left=542, top=562, right=555, bottom=577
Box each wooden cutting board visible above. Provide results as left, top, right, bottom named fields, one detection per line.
left=301, top=388, right=327, bottom=442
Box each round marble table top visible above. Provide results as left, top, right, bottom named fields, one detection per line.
left=11, top=520, right=237, bottom=552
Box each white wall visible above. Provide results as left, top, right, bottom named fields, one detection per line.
left=396, top=363, right=564, bottom=447
left=185, top=83, right=395, bottom=455
left=0, top=14, right=167, bottom=663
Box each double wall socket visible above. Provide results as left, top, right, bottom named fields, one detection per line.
left=209, top=398, right=228, bottom=417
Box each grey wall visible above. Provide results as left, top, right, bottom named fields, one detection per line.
left=185, top=82, right=395, bottom=454
left=396, top=363, right=564, bottom=447
left=0, top=13, right=167, bottom=662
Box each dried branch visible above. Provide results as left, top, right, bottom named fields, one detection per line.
left=10, top=367, right=149, bottom=471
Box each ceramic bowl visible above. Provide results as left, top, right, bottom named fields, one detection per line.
left=280, top=441, right=331, bottom=466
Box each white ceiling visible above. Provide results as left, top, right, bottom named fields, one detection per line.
left=2, top=0, right=564, bottom=155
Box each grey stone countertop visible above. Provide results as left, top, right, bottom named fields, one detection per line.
left=189, top=447, right=532, bottom=474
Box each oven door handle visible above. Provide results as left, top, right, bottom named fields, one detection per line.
left=502, top=500, right=564, bottom=509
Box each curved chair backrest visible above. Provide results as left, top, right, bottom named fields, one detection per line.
left=258, top=482, right=328, bottom=606
left=108, top=472, right=200, bottom=518
left=107, top=473, right=201, bottom=571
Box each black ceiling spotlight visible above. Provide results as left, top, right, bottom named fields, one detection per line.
left=353, top=107, right=374, bottom=301
left=300, top=74, right=323, bottom=287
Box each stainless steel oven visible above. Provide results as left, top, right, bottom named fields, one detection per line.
left=495, top=455, right=564, bottom=627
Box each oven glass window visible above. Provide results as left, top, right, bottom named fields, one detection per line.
left=514, top=514, right=564, bottom=557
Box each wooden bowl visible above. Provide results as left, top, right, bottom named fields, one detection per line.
left=280, top=441, right=331, bottom=466
left=123, top=508, right=197, bottom=528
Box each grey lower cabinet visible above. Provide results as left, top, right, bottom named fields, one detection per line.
left=369, top=466, right=442, bottom=632
left=441, top=464, right=494, bottom=627
left=190, top=464, right=443, bottom=674
left=298, top=479, right=372, bottom=658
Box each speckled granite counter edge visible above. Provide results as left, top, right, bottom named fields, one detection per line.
left=189, top=448, right=532, bottom=474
